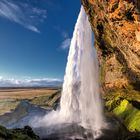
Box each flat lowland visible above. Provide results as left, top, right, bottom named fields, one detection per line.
left=0, top=88, right=59, bottom=99
left=0, top=87, right=61, bottom=115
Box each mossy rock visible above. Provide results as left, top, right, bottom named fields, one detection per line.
left=0, top=125, right=39, bottom=140
left=113, top=99, right=129, bottom=116
left=105, top=93, right=140, bottom=132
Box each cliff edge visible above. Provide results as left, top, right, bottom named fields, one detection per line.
left=81, top=0, right=140, bottom=133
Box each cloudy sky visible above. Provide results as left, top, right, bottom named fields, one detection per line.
left=0, top=0, right=80, bottom=86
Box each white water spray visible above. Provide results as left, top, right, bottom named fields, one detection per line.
left=32, top=6, right=104, bottom=139
left=60, top=5, right=103, bottom=132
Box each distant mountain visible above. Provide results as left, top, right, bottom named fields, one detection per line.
left=0, top=78, right=63, bottom=88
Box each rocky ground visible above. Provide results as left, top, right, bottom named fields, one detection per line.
left=0, top=88, right=61, bottom=140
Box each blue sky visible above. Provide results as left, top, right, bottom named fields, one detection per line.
left=0, top=0, right=81, bottom=86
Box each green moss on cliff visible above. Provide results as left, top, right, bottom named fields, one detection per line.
left=100, top=57, right=106, bottom=84
left=112, top=99, right=140, bottom=131
left=105, top=91, right=140, bottom=132
left=113, top=99, right=129, bottom=116
left=125, top=109, right=140, bottom=132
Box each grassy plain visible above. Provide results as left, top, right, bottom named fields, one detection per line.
left=0, top=88, right=61, bottom=115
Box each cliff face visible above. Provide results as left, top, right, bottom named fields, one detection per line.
left=81, top=0, right=140, bottom=133
left=81, top=0, right=140, bottom=91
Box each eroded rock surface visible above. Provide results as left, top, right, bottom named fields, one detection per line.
left=82, top=0, right=140, bottom=91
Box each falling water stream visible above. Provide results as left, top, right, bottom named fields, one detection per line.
left=32, top=6, right=104, bottom=139
left=60, top=6, right=103, bottom=132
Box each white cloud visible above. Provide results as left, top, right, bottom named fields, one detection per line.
left=54, top=26, right=71, bottom=50
left=60, top=38, right=71, bottom=50
left=0, top=0, right=47, bottom=33
left=0, top=77, right=63, bottom=87
left=62, top=31, right=69, bottom=39
left=27, top=25, right=40, bottom=33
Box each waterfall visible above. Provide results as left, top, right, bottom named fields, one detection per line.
left=32, top=6, right=104, bottom=139
left=60, top=5, right=103, bottom=133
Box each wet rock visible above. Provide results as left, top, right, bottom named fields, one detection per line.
left=34, top=121, right=129, bottom=140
